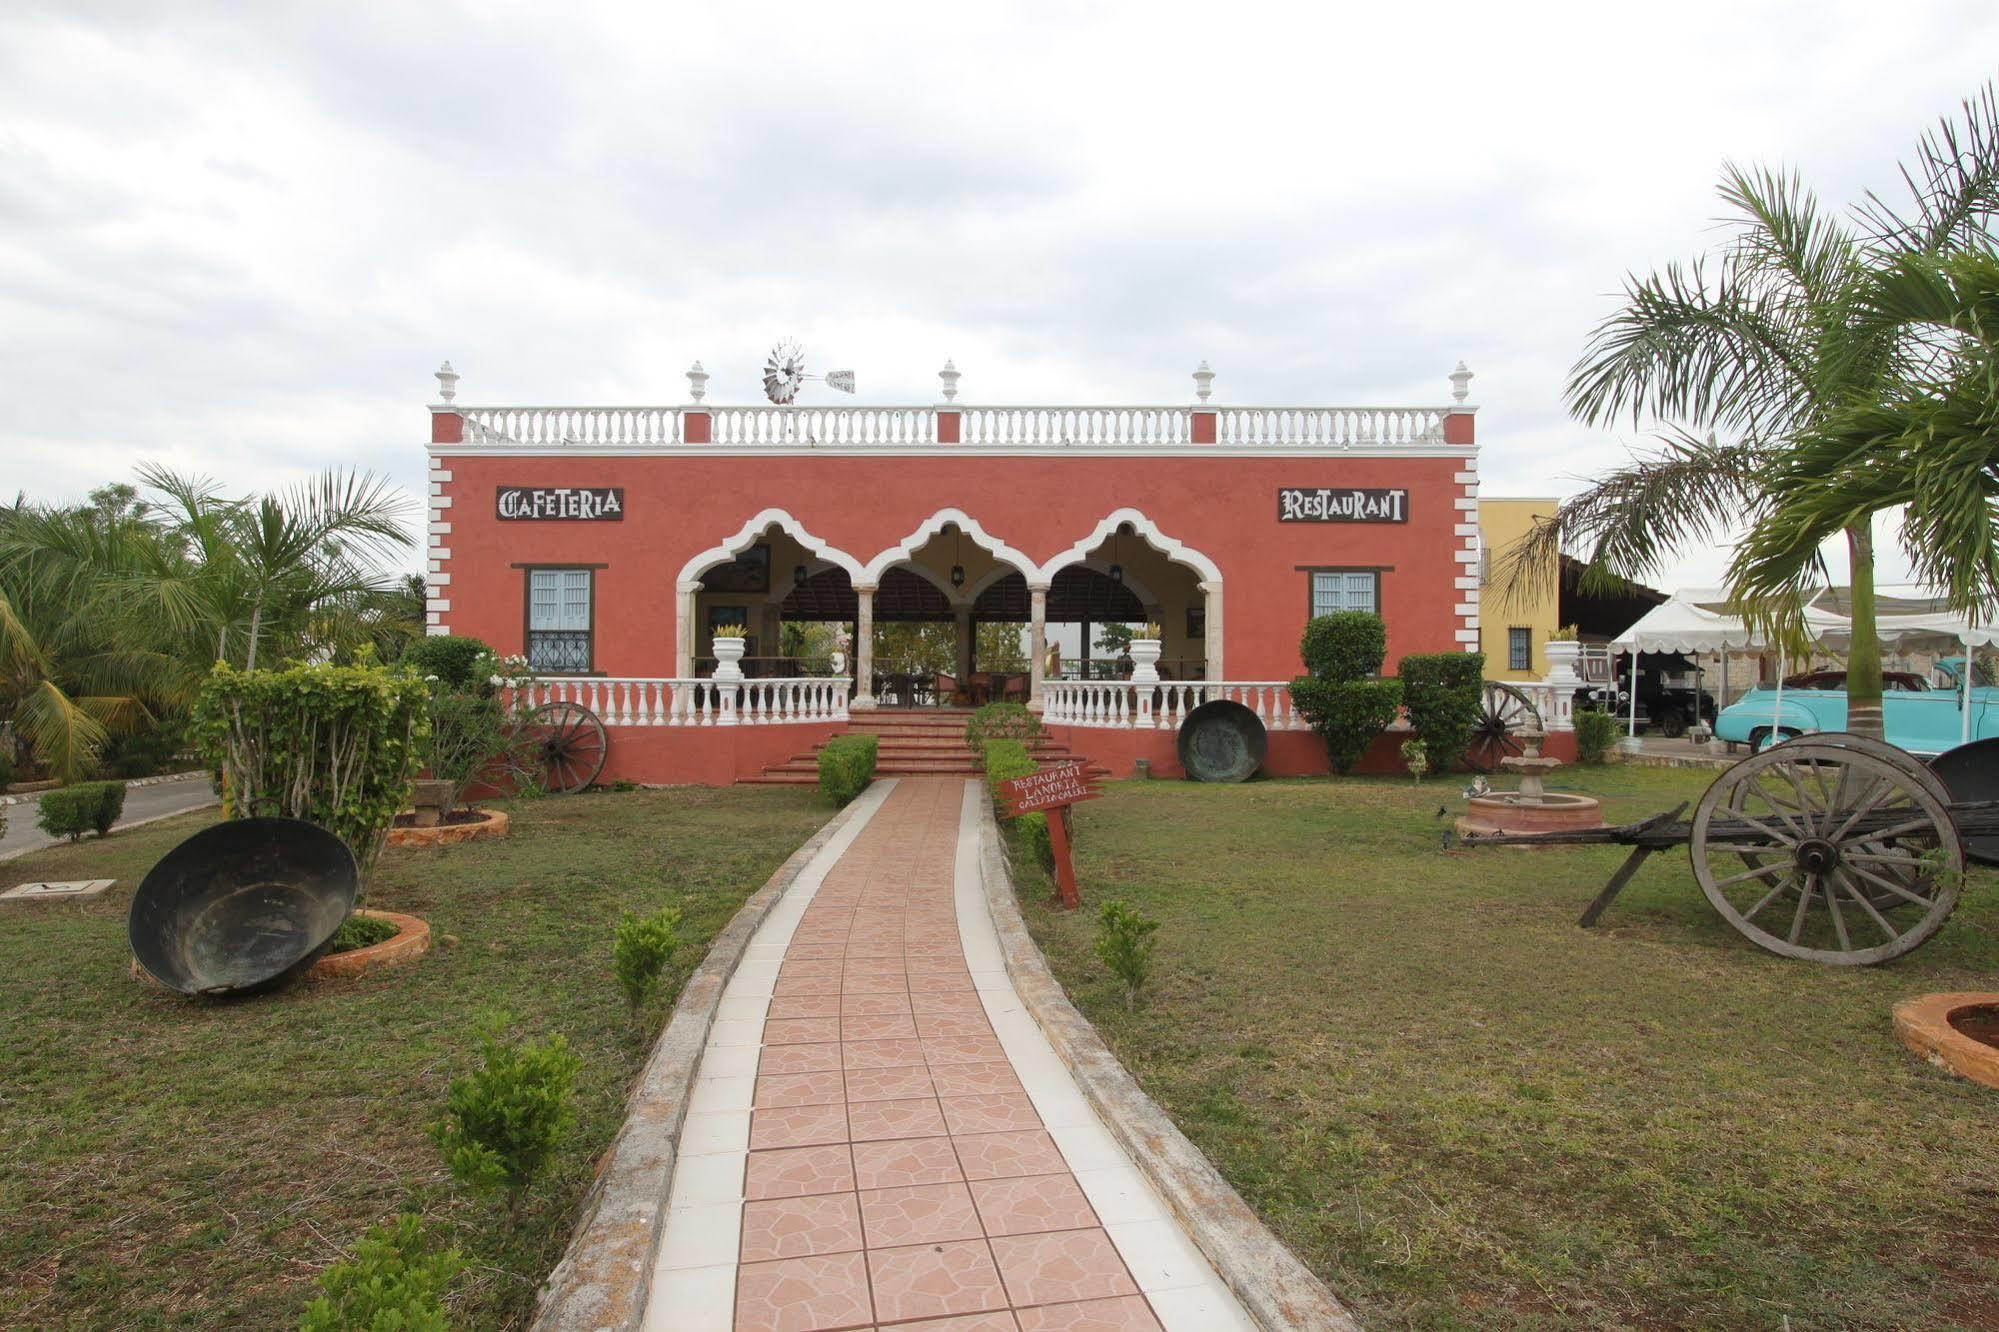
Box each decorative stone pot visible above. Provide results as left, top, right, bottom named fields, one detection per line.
left=410, top=778, right=454, bottom=828
left=1128, top=639, right=1163, bottom=684
left=1543, top=639, right=1583, bottom=687
left=712, top=636, right=747, bottom=682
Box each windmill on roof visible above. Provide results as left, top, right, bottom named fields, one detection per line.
left=762, top=339, right=855, bottom=405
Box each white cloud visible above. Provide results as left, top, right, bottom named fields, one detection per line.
left=3, top=0, right=1995, bottom=588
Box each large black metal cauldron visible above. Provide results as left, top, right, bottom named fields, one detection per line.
left=1177, top=700, right=1268, bottom=783
left=1930, top=737, right=1999, bottom=866
left=129, top=817, right=359, bottom=996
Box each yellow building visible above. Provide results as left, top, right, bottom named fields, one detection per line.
left=1477, top=497, right=1561, bottom=682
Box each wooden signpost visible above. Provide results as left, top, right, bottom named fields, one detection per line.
left=997, top=760, right=1101, bottom=910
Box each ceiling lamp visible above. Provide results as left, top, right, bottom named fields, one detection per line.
left=793, top=564, right=808, bottom=587
left=1109, top=529, right=1124, bottom=586
left=950, top=532, right=966, bottom=589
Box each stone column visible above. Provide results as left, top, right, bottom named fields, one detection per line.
left=1027, top=585, right=1048, bottom=712
left=1200, top=579, right=1223, bottom=681
left=851, top=583, right=877, bottom=710
left=675, top=582, right=701, bottom=678
left=955, top=605, right=974, bottom=681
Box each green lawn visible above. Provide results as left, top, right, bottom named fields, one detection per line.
left=0, top=787, right=831, bottom=1330
left=1013, top=765, right=1999, bottom=1331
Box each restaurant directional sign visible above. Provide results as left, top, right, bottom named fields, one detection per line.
left=1277, top=487, right=1408, bottom=523
left=997, top=760, right=1101, bottom=909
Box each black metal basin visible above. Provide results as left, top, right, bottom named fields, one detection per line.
left=128, top=818, right=359, bottom=996
left=1177, top=700, right=1268, bottom=783
left=1930, top=738, right=1999, bottom=866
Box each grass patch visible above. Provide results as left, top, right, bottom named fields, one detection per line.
left=325, top=914, right=400, bottom=954
left=0, top=786, right=830, bottom=1329
left=1011, top=766, right=1999, bottom=1331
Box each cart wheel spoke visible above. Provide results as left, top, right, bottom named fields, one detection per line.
left=1832, top=868, right=1902, bottom=944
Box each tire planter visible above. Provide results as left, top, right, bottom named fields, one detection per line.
left=385, top=808, right=510, bottom=848
left=1893, top=992, right=1999, bottom=1091
left=303, top=909, right=431, bottom=980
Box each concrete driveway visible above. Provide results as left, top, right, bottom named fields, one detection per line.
left=0, top=773, right=219, bottom=863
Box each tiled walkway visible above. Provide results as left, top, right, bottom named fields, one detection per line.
left=645, top=777, right=1255, bottom=1332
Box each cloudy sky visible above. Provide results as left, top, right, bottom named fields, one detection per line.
left=3, top=1, right=1995, bottom=584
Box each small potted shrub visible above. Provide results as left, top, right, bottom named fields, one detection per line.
left=710, top=623, right=748, bottom=682
left=1127, top=622, right=1164, bottom=684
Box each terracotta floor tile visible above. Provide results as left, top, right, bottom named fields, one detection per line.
left=841, top=1013, right=920, bottom=1042
left=847, top=1096, right=948, bottom=1141
left=852, top=1136, right=965, bottom=1190
left=940, top=1093, right=1042, bottom=1136
left=929, top=1062, right=1024, bottom=1098
left=735, top=1249, right=873, bottom=1331
left=844, top=1064, right=935, bottom=1103
left=843, top=956, right=905, bottom=976
left=779, top=959, right=845, bottom=979
left=773, top=975, right=845, bottom=997
left=916, top=1012, right=996, bottom=1040
left=908, top=972, right=977, bottom=993
left=739, top=1192, right=866, bottom=1262
left=755, top=1070, right=847, bottom=1108
left=970, top=1173, right=1099, bottom=1237
left=1013, top=1296, right=1162, bottom=1331
left=841, top=992, right=914, bottom=1016
left=744, top=1144, right=856, bottom=1200
left=924, top=1037, right=1010, bottom=1066
left=767, top=995, right=844, bottom=1020
left=783, top=944, right=848, bottom=961
left=845, top=940, right=905, bottom=958
left=858, top=1181, right=984, bottom=1247
left=841, top=972, right=909, bottom=994
left=912, top=991, right=990, bottom=1015
left=844, top=1038, right=930, bottom=1069
left=988, top=1230, right=1138, bottom=1308
left=906, top=954, right=973, bottom=973
left=760, top=1042, right=844, bottom=1076
left=895, top=1313, right=1021, bottom=1331
left=952, top=1131, right=1069, bottom=1181
left=750, top=1102, right=850, bottom=1150
left=866, top=1239, right=1008, bottom=1325
left=765, top=1017, right=842, bottom=1045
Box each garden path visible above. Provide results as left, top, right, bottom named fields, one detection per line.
left=643, top=776, right=1253, bottom=1332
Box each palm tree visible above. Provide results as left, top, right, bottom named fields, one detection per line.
left=1499, top=87, right=1999, bottom=738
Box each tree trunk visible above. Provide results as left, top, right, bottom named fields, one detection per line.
left=244, top=601, right=263, bottom=672
left=1844, top=522, right=1885, bottom=741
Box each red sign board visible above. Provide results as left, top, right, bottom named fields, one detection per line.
left=999, top=761, right=1100, bottom=817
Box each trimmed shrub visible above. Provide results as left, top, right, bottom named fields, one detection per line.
left=299, top=1213, right=462, bottom=1332
left=613, top=904, right=683, bottom=1010
left=817, top=735, right=878, bottom=806
left=400, top=634, right=495, bottom=691
left=1300, top=612, right=1387, bottom=680
left=965, top=702, right=1041, bottom=755
left=1575, top=708, right=1622, bottom=764
left=1399, top=652, right=1486, bottom=775
left=429, top=1017, right=580, bottom=1214
left=982, top=739, right=1053, bottom=869
left=1095, top=899, right=1160, bottom=1010
left=36, top=781, right=124, bottom=842
left=193, top=658, right=430, bottom=883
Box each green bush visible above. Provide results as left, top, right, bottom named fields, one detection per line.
left=1399, top=652, right=1485, bottom=775
left=1095, top=899, right=1160, bottom=1010
left=193, top=658, right=430, bottom=883
left=965, top=702, right=1040, bottom=754
left=298, top=1213, right=462, bottom=1332
left=36, top=780, right=124, bottom=842
left=613, top=904, right=683, bottom=1010
left=817, top=735, right=878, bottom=806
left=429, top=1016, right=580, bottom=1214
left=0, top=744, right=14, bottom=790
left=400, top=634, right=495, bottom=691
left=982, top=739, right=1053, bottom=869
left=1300, top=612, right=1387, bottom=680
left=1575, top=708, right=1622, bottom=764
left=97, top=719, right=188, bottom=779
left=326, top=913, right=399, bottom=955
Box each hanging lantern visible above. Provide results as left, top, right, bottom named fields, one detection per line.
left=793, top=564, right=808, bottom=587
left=949, top=531, right=965, bottom=588
left=1108, top=530, right=1123, bottom=585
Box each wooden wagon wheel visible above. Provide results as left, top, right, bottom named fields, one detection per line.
left=1464, top=681, right=1543, bottom=773
left=520, top=701, right=608, bottom=795
left=1691, top=738, right=1965, bottom=965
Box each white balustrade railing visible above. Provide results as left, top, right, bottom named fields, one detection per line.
left=1040, top=680, right=1311, bottom=731
left=444, top=404, right=1456, bottom=449
left=508, top=677, right=851, bottom=726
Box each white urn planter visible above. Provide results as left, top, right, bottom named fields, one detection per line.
left=1128, top=639, right=1163, bottom=685
left=1543, top=639, right=1583, bottom=689
left=712, top=636, right=746, bottom=682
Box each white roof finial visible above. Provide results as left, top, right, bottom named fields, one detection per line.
left=686, top=360, right=709, bottom=403
left=1192, top=360, right=1215, bottom=403
left=938, top=358, right=961, bottom=403
left=1449, top=360, right=1473, bottom=404
left=434, top=360, right=459, bottom=403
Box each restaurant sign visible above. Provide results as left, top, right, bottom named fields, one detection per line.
left=1277, top=487, right=1408, bottom=523
left=496, top=487, right=626, bottom=521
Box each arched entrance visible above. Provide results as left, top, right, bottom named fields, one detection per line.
left=674, top=512, right=864, bottom=680
left=1036, top=514, right=1220, bottom=688
left=848, top=521, right=1036, bottom=708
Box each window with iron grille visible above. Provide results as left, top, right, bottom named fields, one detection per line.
left=1310, top=570, right=1378, bottom=617
left=527, top=569, right=593, bottom=673
left=1508, top=626, right=1532, bottom=672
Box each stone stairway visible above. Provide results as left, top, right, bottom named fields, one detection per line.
left=744, top=707, right=1110, bottom=785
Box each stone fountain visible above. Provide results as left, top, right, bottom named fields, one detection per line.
left=1455, top=731, right=1605, bottom=837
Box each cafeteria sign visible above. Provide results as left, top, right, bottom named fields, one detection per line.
left=1277, top=487, right=1408, bottom=523
left=496, top=487, right=626, bottom=521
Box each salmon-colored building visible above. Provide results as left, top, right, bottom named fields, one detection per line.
left=424, top=359, right=1485, bottom=784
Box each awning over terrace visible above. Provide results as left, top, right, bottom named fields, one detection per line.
left=1609, top=592, right=1851, bottom=654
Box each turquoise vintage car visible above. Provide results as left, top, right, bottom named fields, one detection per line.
left=1714, top=659, right=1999, bottom=754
